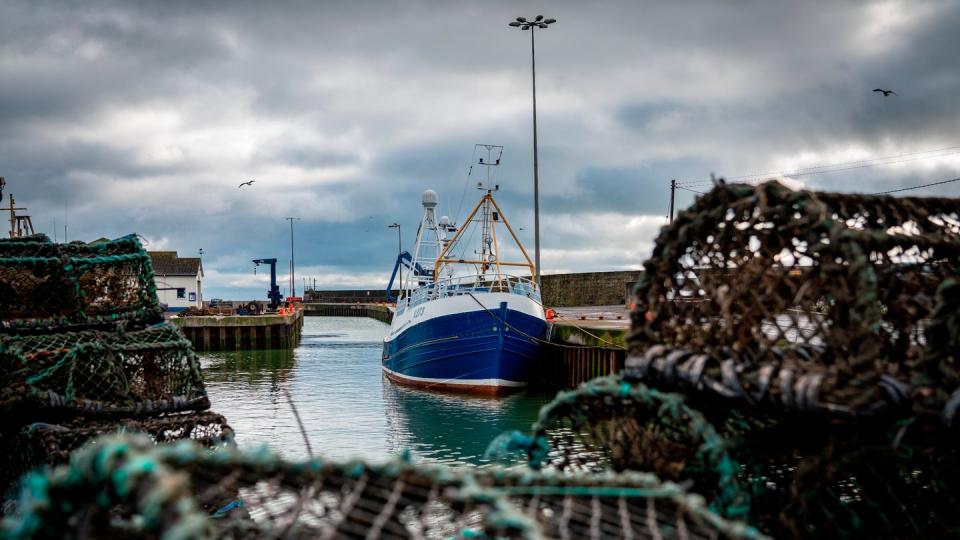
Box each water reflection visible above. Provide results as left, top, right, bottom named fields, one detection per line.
left=200, top=317, right=552, bottom=466
left=202, top=348, right=296, bottom=390
left=383, top=379, right=551, bottom=466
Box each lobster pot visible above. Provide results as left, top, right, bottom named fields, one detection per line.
left=631, top=182, right=960, bottom=418
left=0, top=412, right=233, bottom=503
left=0, top=234, right=162, bottom=332
left=519, top=375, right=960, bottom=538
left=510, top=376, right=747, bottom=518
left=0, top=434, right=761, bottom=540
left=721, top=412, right=960, bottom=538
left=0, top=322, right=209, bottom=426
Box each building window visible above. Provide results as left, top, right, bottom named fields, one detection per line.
left=189, top=292, right=196, bottom=302
left=177, top=288, right=186, bottom=299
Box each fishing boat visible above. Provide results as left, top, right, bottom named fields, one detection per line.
left=382, top=146, right=547, bottom=394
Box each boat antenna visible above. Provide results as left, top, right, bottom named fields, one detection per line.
left=473, top=145, right=503, bottom=275
left=474, top=144, right=503, bottom=193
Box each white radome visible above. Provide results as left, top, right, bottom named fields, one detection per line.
left=422, top=189, right=438, bottom=208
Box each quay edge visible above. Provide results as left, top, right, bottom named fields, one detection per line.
left=171, top=309, right=304, bottom=351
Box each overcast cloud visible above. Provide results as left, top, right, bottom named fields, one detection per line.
left=2, top=0, right=959, bottom=299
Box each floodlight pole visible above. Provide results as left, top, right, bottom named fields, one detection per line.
left=531, top=26, right=541, bottom=288
left=285, top=217, right=297, bottom=297
left=509, top=15, right=555, bottom=288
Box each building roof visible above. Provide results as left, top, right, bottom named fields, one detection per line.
left=149, top=251, right=203, bottom=277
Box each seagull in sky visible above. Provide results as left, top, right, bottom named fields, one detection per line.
left=873, top=88, right=898, bottom=96
left=238, top=180, right=255, bottom=188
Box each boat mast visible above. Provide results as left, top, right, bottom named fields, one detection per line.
left=409, top=190, right=444, bottom=290
left=431, top=144, right=536, bottom=284
left=475, top=145, right=502, bottom=277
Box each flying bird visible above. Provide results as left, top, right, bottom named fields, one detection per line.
left=238, top=180, right=255, bottom=188
left=873, top=88, right=898, bottom=96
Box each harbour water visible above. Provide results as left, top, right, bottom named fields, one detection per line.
left=200, top=316, right=554, bottom=464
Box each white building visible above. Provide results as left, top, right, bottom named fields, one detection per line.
left=148, top=251, right=203, bottom=312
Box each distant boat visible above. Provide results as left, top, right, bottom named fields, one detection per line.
left=382, top=149, right=547, bottom=394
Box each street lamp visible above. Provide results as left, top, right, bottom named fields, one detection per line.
left=388, top=223, right=402, bottom=298
left=508, top=15, right=556, bottom=288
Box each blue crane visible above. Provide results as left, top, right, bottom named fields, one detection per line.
left=252, top=258, right=283, bottom=309
left=385, top=251, right=425, bottom=301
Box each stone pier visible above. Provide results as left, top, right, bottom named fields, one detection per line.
left=172, top=309, right=304, bottom=351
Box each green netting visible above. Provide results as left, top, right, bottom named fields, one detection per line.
left=0, top=234, right=162, bottom=331
left=0, top=412, right=233, bottom=502
left=0, top=322, right=208, bottom=424
left=0, top=434, right=765, bottom=540
left=474, top=468, right=762, bottom=540
left=630, top=181, right=960, bottom=417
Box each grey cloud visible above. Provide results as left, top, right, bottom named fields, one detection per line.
left=2, top=0, right=958, bottom=298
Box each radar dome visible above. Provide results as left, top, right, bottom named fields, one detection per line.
left=422, top=189, right=438, bottom=208
left=438, top=216, right=451, bottom=227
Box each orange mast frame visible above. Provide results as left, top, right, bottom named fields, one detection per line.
left=433, top=193, right=536, bottom=283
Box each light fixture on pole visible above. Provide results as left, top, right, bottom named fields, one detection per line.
left=508, top=15, right=556, bottom=288
left=388, top=223, right=402, bottom=297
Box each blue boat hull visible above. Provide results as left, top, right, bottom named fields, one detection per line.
left=382, top=302, right=547, bottom=394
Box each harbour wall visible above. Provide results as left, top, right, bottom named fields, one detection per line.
left=302, top=303, right=393, bottom=323
left=172, top=309, right=304, bottom=351
left=304, top=290, right=398, bottom=303
left=300, top=270, right=643, bottom=308
left=539, top=270, right=643, bottom=307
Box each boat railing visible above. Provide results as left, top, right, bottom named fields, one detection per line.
left=397, top=274, right=540, bottom=314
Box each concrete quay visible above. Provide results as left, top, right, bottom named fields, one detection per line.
left=171, top=308, right=304, bottom=351
left=529, top=305, right=629, bottom=390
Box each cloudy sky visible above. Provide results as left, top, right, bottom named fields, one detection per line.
left=2, top=1, right=959, bottom=299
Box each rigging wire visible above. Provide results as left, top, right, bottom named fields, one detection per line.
left=453, top=147, right=478, bottom=227
left=676, top=145, right=960, bottom=187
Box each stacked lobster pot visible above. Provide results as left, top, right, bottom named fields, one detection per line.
left=0, top=234, right=232, bottom=501
left=506, top=182, right=960, bottom=538
left=0, top=433, right=766, bottom=539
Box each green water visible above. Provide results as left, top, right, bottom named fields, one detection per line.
left=200, top=316, right=554, bottom=464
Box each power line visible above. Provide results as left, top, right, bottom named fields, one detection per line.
left=873, top=176, right=960, bottom=195
left=676, top=145, right=960, bottom=187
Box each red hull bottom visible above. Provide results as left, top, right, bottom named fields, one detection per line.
left=383, top=369, right=526, bottom=396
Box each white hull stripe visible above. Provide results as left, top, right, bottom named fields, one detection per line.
left=382, top=366, right=526, bottom=387
left=388, top=292, right=544, bottom=342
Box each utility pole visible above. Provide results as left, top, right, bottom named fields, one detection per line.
left=669, top=179, right=676, bottom=224
left=285, top=217, right=298, bottom=297
left=509, top=15, right=556, bottom=288
left=197, top=248, right=204, bottom=308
